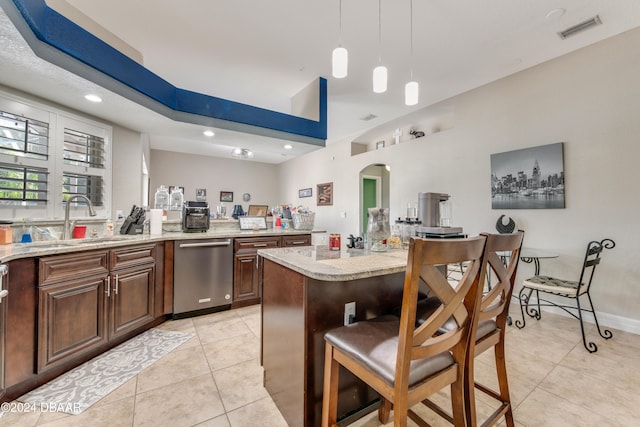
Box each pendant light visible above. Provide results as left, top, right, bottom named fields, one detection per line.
left=373, top=0, right=387, bottom=93
left=405, top=0, right=419, bottom=105
left=332, top=0, right=348, bottom=78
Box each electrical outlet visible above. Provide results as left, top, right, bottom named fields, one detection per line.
left=344, top=301, right=356, bottom=326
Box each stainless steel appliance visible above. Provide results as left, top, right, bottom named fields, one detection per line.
left=173, top=239, right=233, bottom=318
left=182, top=201, right=210, bottom=232
left=417, top=192, right=464, bottom=237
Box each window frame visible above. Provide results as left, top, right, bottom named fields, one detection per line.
left=0, top=90, right=112, bottom=222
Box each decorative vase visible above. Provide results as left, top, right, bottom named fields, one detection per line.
left=367, top=207, right=390, bottom=252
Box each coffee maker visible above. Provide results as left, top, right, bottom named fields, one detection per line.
left=416, top=192, right=464, bottom=237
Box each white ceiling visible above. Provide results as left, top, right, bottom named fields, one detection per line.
left=1, top=0, right=640, bottom=163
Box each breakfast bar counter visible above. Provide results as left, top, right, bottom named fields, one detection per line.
left=258, top=246, right=409, bottom=427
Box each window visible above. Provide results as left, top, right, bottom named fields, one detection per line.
left=0, top=92, right=111, bottom=220
left=63, top=172, right=103, bottom=207
left=0, top=163, right=48, bottom=206
left=0, top=110, right=49, bottom=160
left=63, top=128, right=105, bottom=169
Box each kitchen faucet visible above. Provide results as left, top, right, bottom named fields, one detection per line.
left=62, top=195, right=97, bottom=240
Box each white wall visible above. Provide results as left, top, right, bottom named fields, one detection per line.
left=279, top=27, right=640, bottom=330
left=150, top=150, right=280, bottom=212
left=112, top=125, right=143, bottom=216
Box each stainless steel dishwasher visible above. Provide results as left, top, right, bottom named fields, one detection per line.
left=173, top=238, right=233, bottom=318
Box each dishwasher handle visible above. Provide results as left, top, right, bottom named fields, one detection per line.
left=179, top=240, right=232, bottom=249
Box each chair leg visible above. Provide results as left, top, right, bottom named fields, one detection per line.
left=534, top=289, right=542, bottom=320
left=378, top=397, right=392, bottom=424
left=450, top=378, right=468, bottom=427
left=586, top=292, right=614, bottom=341
left=494, top=339, right=515, bottom=427
left=322, top=343, right=340, bottom=427
left=515, top=286, right=538, bottom=328
left=463, top=357, right=478, bottom=427
left=575, top=295, right=599, bottom=353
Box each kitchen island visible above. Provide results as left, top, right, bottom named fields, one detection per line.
left=258, top=245, right=410, bottom=427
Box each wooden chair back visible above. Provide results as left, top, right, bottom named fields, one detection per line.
left=395, top=236, right=488, bottom=406
left=477, top=231, right=525, bottom=329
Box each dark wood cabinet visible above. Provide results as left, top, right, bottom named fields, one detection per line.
left=232, top=234, right=311, bottom=306
left=37, top=275, right=109, bottom=372
left=37, top=244, right=156, bottom=373
left=233, top=237, right=280, bottom=304
left=281, top=234, right=312, bottom=247
left=37, top=251, right=109, bottom=372
left=109, top=244, right=156, bottom=340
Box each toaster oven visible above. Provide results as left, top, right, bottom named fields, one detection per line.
left=182, top=201, right=210, bottom=232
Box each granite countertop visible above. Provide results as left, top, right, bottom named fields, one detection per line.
left=258, top=245, right=409, bottom=282
left=0, top=228, right=318, bottom=263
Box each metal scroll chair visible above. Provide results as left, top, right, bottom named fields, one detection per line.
left=515, top=238, right=615, bottom=353
left=321, top=236, right=488, bottom=427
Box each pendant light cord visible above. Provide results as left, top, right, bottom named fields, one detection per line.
left=339, top=0, right=343, bottom=46
left=409, top=0, right=414, bottom=80
left=378, top=0, right=382, bottom=63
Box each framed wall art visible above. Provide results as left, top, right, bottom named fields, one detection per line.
left=220, top=191, right=233, bottom=202
left=299, top=188, right=312, bottom=198
left=490, top=142, right=565, bottom=209
left=317, top=182, right=333, bottom=206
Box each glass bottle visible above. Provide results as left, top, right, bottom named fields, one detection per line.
left=367, top=207, right=390, bottom=252
left=169, top=185, right=184, bottom=211
left=154, top=185, right=170, bottom=211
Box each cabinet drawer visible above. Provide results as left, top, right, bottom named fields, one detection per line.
left=281, top=234, right=311, bottom=247
left=110, top=243, right=156, bottom=270
left=39, top=250, right=109, bottom=286
left=234, top=237, right=280, bottom=253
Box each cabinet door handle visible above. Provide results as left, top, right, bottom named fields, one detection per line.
left=291, top=240, right=306, bottom=245
left=114, top=274, right=119, bottom=295
left=256, top=255, right=259, bottom=269
left=106, top=276, right=111, bottom=297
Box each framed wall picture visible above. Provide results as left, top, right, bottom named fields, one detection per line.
left=317, top=182, right=333, bottom=206
left=490, top=142, right=565, bottom=209
left=220, top=191, right=233, bottom=202
left=195, top=188, right=207, bottom=201
left=299, top=188, right=312, bottom=198
left=376, top=141, right=385, bottom=150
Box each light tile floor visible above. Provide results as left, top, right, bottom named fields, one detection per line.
left=1, top=304, right=639, bottom=426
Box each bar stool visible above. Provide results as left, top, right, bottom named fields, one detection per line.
left=321, top=236, right=488, bottom=427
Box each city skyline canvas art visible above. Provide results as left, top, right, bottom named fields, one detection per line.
left=491, top=142, right=565, bottom=209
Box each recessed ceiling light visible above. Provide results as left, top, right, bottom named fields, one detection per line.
left=84, top=94, right=102, bottom=103
left=203, top=130, right=215, bottom=137
left=283, top=144, right=293, bottom=150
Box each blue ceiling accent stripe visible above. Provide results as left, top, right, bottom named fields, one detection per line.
left=8, top=0, right=327, bottom=143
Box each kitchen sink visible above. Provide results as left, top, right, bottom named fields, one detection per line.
left=23, top=235, right=135, bottom=249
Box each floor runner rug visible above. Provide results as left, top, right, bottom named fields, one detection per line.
left=19, top=328, right=193, bottom=414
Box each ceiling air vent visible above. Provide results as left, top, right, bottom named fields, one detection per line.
left=360, top=113, right=377, bottom=121
left=558, top=15, right=602, bottom=39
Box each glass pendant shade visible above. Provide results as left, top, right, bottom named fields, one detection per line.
left=405, top=81, right=419, bottom=106
left=373, top=65, right=388, bottom=93
left=332, top=47, right=348, bottom=78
